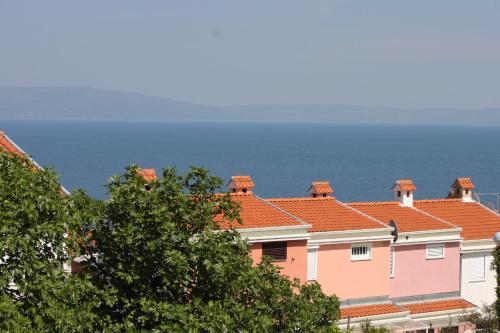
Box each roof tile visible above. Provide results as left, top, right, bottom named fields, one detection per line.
left=415, top=199, right=500, bottom=240
left=341, top=303, right=405, bottom=319
left=349, top=201, right=454, bottom=232
left=400, top=298, right=475, bottom=314
left=218, top=194, right=304, bottom=230
left=268, top=197, right=388, bottom=232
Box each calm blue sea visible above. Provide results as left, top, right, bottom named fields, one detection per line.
left=2, top=120, right=500, bottom=203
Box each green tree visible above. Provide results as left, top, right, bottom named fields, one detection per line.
left=77, top=165, right=340, bottom=332
left=460, top=304, right=497, bottom=333
left=359, top=320, right=392, bottom=333
left=493, top=243, right=500, bottom=329
left=0, top=151, right=98, bottom=332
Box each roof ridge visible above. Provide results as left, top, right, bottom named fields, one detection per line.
left=410, top=205, right=462, bottom=231
left=0, top=132, right=70, bottom=195
left=337, top=199, right=391, bottom=229
left=474, top=200, right=500, bottom=217
left=348, top=201, right=399, bottom=206
left=414, top=198, right=461, bottom=203
left=254, top=194, right=310, bottom=227
left=267, top=197, right=335, bottom=202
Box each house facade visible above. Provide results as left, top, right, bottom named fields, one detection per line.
left=224, top=175, right=499, bottom=332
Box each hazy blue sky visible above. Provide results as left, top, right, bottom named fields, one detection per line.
left=1, top=0, right=499, bottom=108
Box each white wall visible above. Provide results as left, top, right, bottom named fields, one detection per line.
left=461, top=251, right=496, bottom=307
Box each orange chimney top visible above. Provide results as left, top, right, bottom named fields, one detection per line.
left=452, top=177, right=475, bottom=190
left=137, top=168, right=157, bottom=182
left=227, top=175, right=254, bottom=193
left=308, top=181, right=334, bottom=197
left=392, top=179, right=416, bottom=191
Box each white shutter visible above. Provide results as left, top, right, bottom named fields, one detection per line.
left=390, top=247, right=395, bottom=277
left=470, top=255, right=485, bottom=281
left=307, top=248, right=318, bottom=281
left=351, top=244, right=371, bottom=261
left=427, top=244, right=444, bottom=258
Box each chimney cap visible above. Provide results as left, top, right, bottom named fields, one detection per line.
left=137, top=168, right=157, bottom=182
left=308, top=181, right=334, bottom=195
left=227, top=175, right=255, bottom=192
left=392, top=179, right=416, bottom=191
left=451, top=177, right=475, bottom=190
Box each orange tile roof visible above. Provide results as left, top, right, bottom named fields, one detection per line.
left=393, top=179, right=417, bottom=191
left=267, top=197, right=388, bottom=232
left=452, top=177, right=475, bottom=190
left=229, top=175, right=255, bottom=190
left=348, top=201, right=456, bottom=233
left=400, top=298, right=475, bottom=314
left=218, top=193, right=305, bottom=230
left=309, top=181, right=334, bottom=194
left=0, top=131, right=24, bottom=155
left=415, top=199, right=500, bottom=240
left=0, top=131, right=69, bottom=194
left=137, top=168, right=157, bottom=182
left=341, top=303, right=405, bottom=319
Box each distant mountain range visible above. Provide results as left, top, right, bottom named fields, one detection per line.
left=1, top=86, right=499, bottom=125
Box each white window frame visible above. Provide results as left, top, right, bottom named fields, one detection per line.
left=351, top=243, right=372, bottom=261
left=426, top=243, right=445, bottom=259
left=469, top=254, right=486, bottom=282
left=307, top=246, right=319, bottom=281
left=390, top=246, right=395, bottom=277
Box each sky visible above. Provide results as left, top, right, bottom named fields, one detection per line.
left=1, top=0, right=499, bottom=108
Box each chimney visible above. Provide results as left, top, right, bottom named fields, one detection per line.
left=308, top=181, right=334, bottom=198
left=392, top=179, right=416, bottom=207
left=137, top=168, right=157, bottom=182
left=450, top=177, right=475, bottom=202
left=227, top=175, right=254, bottom=194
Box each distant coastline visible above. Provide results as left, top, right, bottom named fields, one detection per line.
left=1, top=86, right=500, bottom=126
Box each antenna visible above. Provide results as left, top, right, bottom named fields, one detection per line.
left=474, top=192, right=500, bottom=213
left=389, top=220, right=398, bottom=243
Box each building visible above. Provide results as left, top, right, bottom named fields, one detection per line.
left=415, top=178, right=500, bottom=307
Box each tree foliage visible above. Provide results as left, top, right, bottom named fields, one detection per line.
left=1, top=152, right=340, bottom=332
left=460, top=304, right=498, bottom=333
left=0, top=152, right=99, bottom=332
left=75, top=165, right=340, bottom=332
left=492, top=243, right=500, bottom=329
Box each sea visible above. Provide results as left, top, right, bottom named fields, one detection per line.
left=2, top=120, right=500, bottom=205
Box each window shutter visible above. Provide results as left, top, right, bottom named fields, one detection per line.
left=390, top=247, right=395, bottom=277
left=351, top=244, right=371, bottom=261
left=427, top=244, right=444, bottom=258
left=470, top=255, right=485, bottom=280
left=262, top=242, right=287, bottom=261
left=307, top=248, right=318, bottom=281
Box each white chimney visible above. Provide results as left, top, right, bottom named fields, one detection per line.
left=450, top=177, right=475, bottom=202
left=392, top=179, right=416, bottom=207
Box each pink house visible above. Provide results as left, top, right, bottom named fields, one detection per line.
left=350, top=180, right=462, bottom=299
left=222, top=176, right=310, bottom=282
left=268, top=182, right=393, bottom=300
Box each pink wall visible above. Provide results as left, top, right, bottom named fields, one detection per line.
left=250, top=240, right=308, bottom=283
left=390, top=242, right=460, bottom=298
left=317, top=241, right=391, bottom=299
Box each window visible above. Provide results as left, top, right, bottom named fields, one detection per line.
left=262, top=242, right=287, bottom=262
left=406, top=191, right=410, bottom=197
left=397, top=191, right=401, bottom=198
left=426, top=243, right=444, bottom=259
left=307, top=248, right=318, bottom=281
left=390, top=247, right=395, bottom=277
left=470, top=255, right=486, bottom=281
left=351, top=244, right=371, bottom=261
